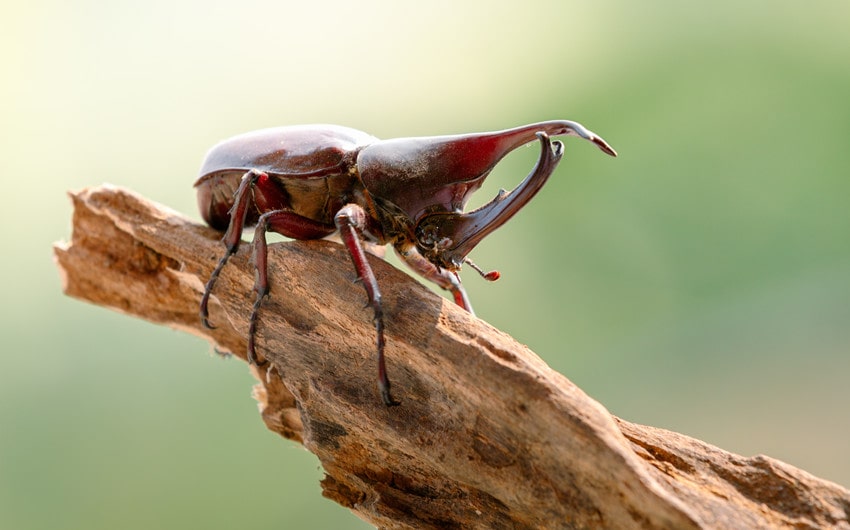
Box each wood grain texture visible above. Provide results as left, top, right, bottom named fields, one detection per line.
left=54, top=185, right=850, bottom=529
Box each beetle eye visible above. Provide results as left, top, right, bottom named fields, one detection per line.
left=416, top=225, right=436, bottom=246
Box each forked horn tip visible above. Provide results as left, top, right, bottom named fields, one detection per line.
left=593, top=136, right=618, bottom=157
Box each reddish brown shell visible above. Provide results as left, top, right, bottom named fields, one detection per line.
left=194, top=125, right=377, bottom=230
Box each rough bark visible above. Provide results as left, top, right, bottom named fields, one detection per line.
left=54, top=185, right=850, bottom=530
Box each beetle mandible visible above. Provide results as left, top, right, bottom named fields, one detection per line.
left=196, top=120, right=616, bottom=406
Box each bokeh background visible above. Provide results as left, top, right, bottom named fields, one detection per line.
left=2, top=1, right=848, bottom=528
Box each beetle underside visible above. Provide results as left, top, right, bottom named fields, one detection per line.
left=196, top=121, right=616, bottom=406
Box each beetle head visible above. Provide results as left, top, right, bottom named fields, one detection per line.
left=357, top=120, right=616, bottom=271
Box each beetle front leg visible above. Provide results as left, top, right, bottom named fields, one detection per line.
left=200, top=169, right=265, bottom=329
left=334, top=204, right=399, bottom=407
left=394, top=241, right=475, bottom=316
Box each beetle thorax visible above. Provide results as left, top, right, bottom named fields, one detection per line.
left=364, top=195, right=415, bottom=245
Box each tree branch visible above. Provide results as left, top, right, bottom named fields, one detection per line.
left=54, top=185, right=850, bottom=529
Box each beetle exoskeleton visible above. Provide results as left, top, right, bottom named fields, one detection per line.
left=196, top=121, right=616, bottom=405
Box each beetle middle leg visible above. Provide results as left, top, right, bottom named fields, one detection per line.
left=334, top=203, right=400, bottom=406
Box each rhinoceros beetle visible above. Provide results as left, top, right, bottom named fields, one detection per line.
left=196, top=120, right=616, bottom=406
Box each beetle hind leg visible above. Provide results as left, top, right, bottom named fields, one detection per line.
left=248, top=209, right=336, bottom=366
left=200, top=169, right=266, bottom=329
left=200, top=255, right=229, bottom=329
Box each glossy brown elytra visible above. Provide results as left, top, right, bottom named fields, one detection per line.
left=196, top=121, right=616, bottom=405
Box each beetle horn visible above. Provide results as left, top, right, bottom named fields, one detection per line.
left=416, top=132, right=565, bottom=268
left=358, top=120, right=615, bottom=222
left=534, top=120, right=617, bottom=157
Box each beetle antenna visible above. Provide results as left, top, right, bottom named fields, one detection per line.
left=464, top=258, right=500, bottom=281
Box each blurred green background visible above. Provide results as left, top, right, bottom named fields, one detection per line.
left=2, top=1, right=848, bottom=528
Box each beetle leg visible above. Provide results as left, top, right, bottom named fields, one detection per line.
left=334, top=204, right=399, bottom=407
left=393, top=241, right=475, bottom=316
left=247, top=209, right=336, bottom=365
left=200, top=169, right=265, bottom=329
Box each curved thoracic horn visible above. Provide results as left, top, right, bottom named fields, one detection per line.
left=356, top=120, right=616, bottom=222
left=414, top=132, right=564, bottom=269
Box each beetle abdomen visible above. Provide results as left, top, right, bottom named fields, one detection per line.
left=195, top=171, right=248, bottom=230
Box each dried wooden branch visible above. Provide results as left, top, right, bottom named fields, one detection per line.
left=54, top=185, right=850, bottom=529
